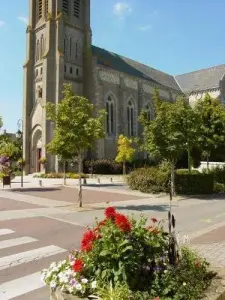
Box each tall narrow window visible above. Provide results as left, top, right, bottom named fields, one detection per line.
left=36, top=40, right=40, bottom=62
left=69, top=37, right=72, bottom=59
left=106, top=96, right=114, bottom=135
left=62, top=0, right=69, bottom=15
left=40, top=35, right=44, bottom=58
left=73, top=0, right=80, bottom=18
left=75, top=41, right=78, bottom=58
left=45, top=0, right=49, bottom=16
left=145, top=103, right=153, bottom=121
left=38, top=0, right=43, bottom=19
left=127, top=100, right=134, bottom=136
left=64, top=36, right=68, bottom=58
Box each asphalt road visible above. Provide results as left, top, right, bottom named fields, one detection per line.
left=1, top=187, right=225, bottom=299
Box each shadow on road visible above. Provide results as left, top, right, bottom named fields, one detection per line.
left=89, top=203, right=177, bottom=212
left=9, top=187, right=62, bottom=193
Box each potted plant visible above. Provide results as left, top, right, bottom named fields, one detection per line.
left=39, top=157, right=47, bottom=165
left=0, top=156, right=12, bottom=187
left=42, top=207, right=216, bottom=300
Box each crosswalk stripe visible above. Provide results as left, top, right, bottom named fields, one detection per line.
left=0, top=271, right=45, bottom=300
left=0, top=229, right=14, bottom=236
left=0, top=236, right=38, bottom=250
left=0, top=245, right=67, bottom=270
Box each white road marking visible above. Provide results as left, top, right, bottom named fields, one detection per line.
left=0, top=236, right=37, bottom=250
left=0, top=271, right=45, bottom=300
left=0, top=245, right=67, bottom=270
left=0, top=229, right=14, bottom=236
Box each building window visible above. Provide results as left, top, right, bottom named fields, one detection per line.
left=45, top=0, right=49, bottom=16
left=145, top=103, right=153, bottom=121
left=38, top=87, right=43, bottom=98
left=40, top=35, right=44, bottom=58
left=64, top=65, right=67, bottom=73
left=73, top=0, right=80, bottom=18
left=106, top=96, right=114, bottom=135
left=69, top=37, right=72, bottom=59
left=36, top=69, right=38, bottom=77
left=36, top=40, right=40, bottom=62
left=76, top=68, right=79, bottom=75
left=40, top=67, right=43, bottom=75
left=38, top=0, right=43, bottom=19
left=62, top=0, right=69, bottom=15
left=127, top=100, right=134, bottom=136
left=64, top=36, right=68, bottom=58
left=70, top=67, right=73, bottom=74
left=75, top=41, right=78, bottom=58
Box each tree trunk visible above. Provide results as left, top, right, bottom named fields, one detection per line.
left=187, top=143, right=192, bottom=174
left=78, top=153, right=83, bottom=208
left=171, top=161, right=175, bottom=197
left=123, top=162, right=126, bottom=175
left=207, top=156, right=209, bottom=171
left=63, top=160, right=67, bottom=186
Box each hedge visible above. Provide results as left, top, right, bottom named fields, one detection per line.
left=126, top=166, right=170, bottom=194
left=175, top=173, right=214, bottom=194
left=33, top=173, right=89, bottom=179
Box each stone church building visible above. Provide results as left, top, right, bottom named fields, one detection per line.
left=23, top=0, right=225, bottom=174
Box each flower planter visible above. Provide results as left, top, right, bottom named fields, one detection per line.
left=50, top=288, right=99, bottom=300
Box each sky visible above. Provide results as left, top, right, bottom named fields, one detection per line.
left=0, top=0, right=225, bottom=132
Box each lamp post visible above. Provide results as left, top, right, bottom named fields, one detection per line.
left=16, top=119, right=23, bottom=188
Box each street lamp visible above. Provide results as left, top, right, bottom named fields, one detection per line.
left=16, top=119, right=23, bottom=188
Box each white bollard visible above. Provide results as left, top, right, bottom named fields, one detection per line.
left=97, top=178, right=100, bottom=184
left=39, top=180, right=42, bottom=187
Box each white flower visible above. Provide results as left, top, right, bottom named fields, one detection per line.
left=75, top=283, right=82, bottom=290
left=81, top=278, right=88, bottom=284
left=183, top=282, right=187, bottom=286
left=91, top=281, right=97, bottom=289
left=50, top=280, right=57, bottom=288
left=50, top=262, right=57, bottom=269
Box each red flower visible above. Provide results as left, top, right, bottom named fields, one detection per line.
left=151, top=218, right=158, bottom=223
left=105, top=207, right=116, bottom=219
left=81, top=230, right=96, bottom=252
left=73, top=259, right=84, bottom=272
left=154, top=297, right=160, bottom=300
left=99, top=220, right=106, bottom=227
left=115, top=213, right=131, bottom=232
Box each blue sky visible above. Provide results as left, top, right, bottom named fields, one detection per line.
left=0, top=0, right=225, bottom=132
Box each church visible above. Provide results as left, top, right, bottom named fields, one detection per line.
left=23, top=0, right=225, bottom=174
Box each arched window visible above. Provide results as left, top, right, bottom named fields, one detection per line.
left=69, top=37, right=72, bottom=59
left=145, top=103, right=153, bottom=121
left=36, top=40, right=40, bottom=62
left=64, top=36, right=68, bottom=58
left=62, top=0, right=69, bottom=15
left=127, top=100, right=134, bottom=136
left=73, top=0, right=80, bottom=18
left=40, top=35, right=44, bottom=58
left=106, top=96, right=114, bottom=135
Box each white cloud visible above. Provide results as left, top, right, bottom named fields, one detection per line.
left=138, top=24, right=153, bottom=32
left=18, top=16, right=28, bottom=25
left=0, top=20, right=5, bottom=27
left=113, top=2, right=132, bottom=18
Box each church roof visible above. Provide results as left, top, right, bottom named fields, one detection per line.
left=92, top=46, right=181, bottom=92
left=175, top=64, right=225, bottom=94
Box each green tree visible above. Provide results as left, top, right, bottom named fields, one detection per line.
left=46, top=83, right=106, bottom=207
left=46, top=132, right=75, bottom=186
left=140, top=90, right=187, bottom=197
left=194, top=93, right=225, bottom=170
left=0, top=141, right=20, bottom=159
left=115, top=134, right=136, bottom=174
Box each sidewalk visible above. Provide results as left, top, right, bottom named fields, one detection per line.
left=190, top=223, right=225, bottom=268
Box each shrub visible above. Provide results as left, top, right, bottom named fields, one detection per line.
left=126, top=163, right=170, bottom=194
left=42, top=207, right=214, bottom=299
left=175, top=172, right=214, bottom=194
left=84, top=159, right=122, bottom=174
left=33, top=172, right=88, bottom=179
left=213, top=182, right=225, bottom=193
left=206, top=165, right=225, bottom=184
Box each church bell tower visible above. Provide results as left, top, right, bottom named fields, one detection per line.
left=23, top=0, right=92, bottom=174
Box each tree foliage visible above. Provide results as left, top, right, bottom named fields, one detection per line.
left=194, top=93, right=225, bottom=168
left=115, top=135, right=135, bottom=174
left=46, top=83, right=106, bottom=206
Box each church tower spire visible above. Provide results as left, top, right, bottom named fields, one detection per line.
left=23, top=0, right=92, bottom=174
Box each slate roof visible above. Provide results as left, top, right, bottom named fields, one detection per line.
left=175, top=64, right=225, bottom=94
left=92, top=46, right=181, bottom=92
